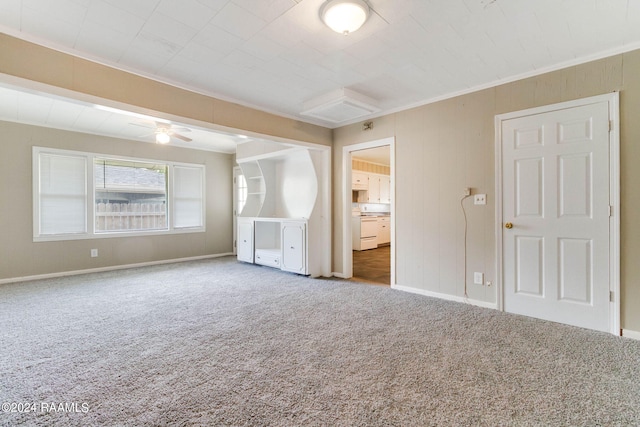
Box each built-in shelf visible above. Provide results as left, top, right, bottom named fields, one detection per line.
left=236, top=141, right=329, bottom=278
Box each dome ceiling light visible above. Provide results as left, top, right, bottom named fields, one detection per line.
left=320, top=0, right=370, bottom=35
left=155, top=129, right=171, bottom=144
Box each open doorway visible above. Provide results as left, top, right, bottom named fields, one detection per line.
left=343, top=137, right=395, bottom=286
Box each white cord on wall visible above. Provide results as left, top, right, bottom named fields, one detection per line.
left=460, top=194, right=473, bottom=298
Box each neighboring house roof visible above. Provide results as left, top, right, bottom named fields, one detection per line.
left=94, top=163, right=166, bottom=194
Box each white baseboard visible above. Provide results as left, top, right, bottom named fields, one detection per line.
left=332, top=271, right=349, bottom=279
left=622, top=329, right=640, bottom=341
left=0, top=253, right=234, bottom=285
left=391, top=284, right=498, bottom=310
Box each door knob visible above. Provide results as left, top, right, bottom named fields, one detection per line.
left=505, top=222, right=513, bottom=229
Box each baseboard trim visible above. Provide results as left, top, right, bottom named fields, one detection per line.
left=332, top=272, right=349, bottom=279
left=391, top=284, right=498, bottom=310
left=0, top=253, right=235, bottom=285
left=622, top=329, right=640, bottom=341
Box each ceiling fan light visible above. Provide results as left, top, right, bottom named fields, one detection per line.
left=321, top=0, right=369, bottom=35
left=155, top=131, right=171, bottom=144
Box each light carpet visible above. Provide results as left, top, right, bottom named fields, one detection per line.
left=1, top=256, right=639, bottom=426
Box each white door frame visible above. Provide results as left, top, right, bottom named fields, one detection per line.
left=342, top=137, right=396, bottom=283
left=494, top=92, right=620, bottom=335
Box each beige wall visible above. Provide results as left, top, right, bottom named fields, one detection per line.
left=334, top=51, right=640, bottom=332
left=0, top=121, right=233, bottom=280
left=2, top=32, right=639, bottom=332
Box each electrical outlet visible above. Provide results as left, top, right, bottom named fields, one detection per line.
left=474, top=272, right=484, bottom=285
left=90, top=249, right=98, bottom=258
left=474, top=194, right=487, bottom=205
left=463, top=187, right=471, bottom=196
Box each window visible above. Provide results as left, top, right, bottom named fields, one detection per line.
left=173, top=165, right=204, bottom=229
left=33, top=147, right=205, bottom=241
left=94, top=159, right=168, bottom=232
left=236, top=173, right=247, bottom=215
left=36, top=152, right=87, bottom=236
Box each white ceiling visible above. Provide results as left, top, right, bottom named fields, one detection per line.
left=0, top=83, right=258, bottom=152
left=352, top=145, right=390, bottom=165
left=1, top=0, right=640, bottom=136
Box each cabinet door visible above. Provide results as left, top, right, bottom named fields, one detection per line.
left=237, top=220, right=254, bottom=263
left=379, top=176, right=391, bottom=204
left=377, top=217, right=391, bottom=244
left=367, top=174, right=380, bottom=203
left=281, top=221, right=306, bottom=274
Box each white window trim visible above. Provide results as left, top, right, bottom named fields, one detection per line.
left=33, top=147, right=206, bottom=242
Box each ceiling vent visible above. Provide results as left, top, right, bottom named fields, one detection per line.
left=301, top=88, right=379, bottom=124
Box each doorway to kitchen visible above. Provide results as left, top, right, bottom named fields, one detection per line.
left=343, top=137, right=395, bottom=286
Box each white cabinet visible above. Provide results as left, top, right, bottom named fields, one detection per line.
left=355, top=172, right=391, bottom=204
left=379, top=176, right=391, bottom=204
left=255, top=249, right=280, bottom=268
left=237, top=218, right=254, bottom=263
left=367, top=175, right=380, bottom=203
left=352, top=171, right=368, bottom=190
left=377, top=216, right=390, bottom=245
left=281, top=221, right=306, bottom=273
left=236, top=143, right=328, bottom=278
left=237, top=218, right=308, bottom=275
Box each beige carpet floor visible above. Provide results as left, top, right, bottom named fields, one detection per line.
left=1, top=256, right=639, bottom=426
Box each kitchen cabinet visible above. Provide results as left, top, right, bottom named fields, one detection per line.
left=379, top=176, right=391, bottom=204
left=352, top=171, right=368, bottom=190
left=377, top=216, right=390, bottom=245
left=355, top=172, right=391, bottom=204
left=367, top=175, right=380, bottom=203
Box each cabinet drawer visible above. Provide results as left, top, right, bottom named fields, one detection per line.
left=255, top=249, right=281, bottom=268
left=352, top=171, right=368, bottom=190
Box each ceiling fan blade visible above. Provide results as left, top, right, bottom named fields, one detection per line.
left=129, top=122, right=156, bottom=130
left=173, top=133, right=193, bottom=142
left=172, top=126, right=191, bottom=133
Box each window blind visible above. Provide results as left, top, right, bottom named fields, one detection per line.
left=173, top=165, right=204, bottom=228
left=39, top=153, right=87, bottom=235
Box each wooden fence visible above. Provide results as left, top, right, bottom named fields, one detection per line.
left=95, top=203, right=167, bottom=231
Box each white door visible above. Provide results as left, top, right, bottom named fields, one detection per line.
left=281, top=221, right=306, bottom=274
left=501, top=100, right=611, bottom=332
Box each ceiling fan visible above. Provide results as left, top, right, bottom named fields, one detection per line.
left=130, top=121, right=192, bottom=144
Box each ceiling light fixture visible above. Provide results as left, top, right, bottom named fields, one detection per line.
left=320, top=0, right=370, bottom=35
left=155, top=129, right=171, bottom=144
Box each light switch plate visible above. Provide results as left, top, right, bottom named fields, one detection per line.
left=474, top=272, right=484, bottom=285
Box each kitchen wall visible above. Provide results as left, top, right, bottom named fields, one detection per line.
left=333, top=51, right=640, bottom=333
left=0, top=121, right=234, bottom=281
left=352, top=159, right=390, bottom=175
